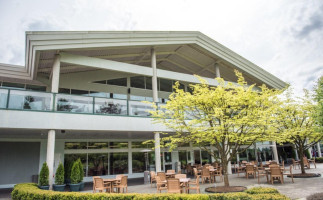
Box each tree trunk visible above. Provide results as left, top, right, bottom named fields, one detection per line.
left=221, top=155, right=230, bottom=187
left=297, top=146, right=306, bottom=174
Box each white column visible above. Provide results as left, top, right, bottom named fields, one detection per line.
left=154, top=132, right=162, bottom=172
left=317, top=142, right=322, bottom=157
left=46, top=130, right=56, bottom=189
left=151, top=48, right=158, bottom=103
left=294, top=145, right=299, bottom=160
left=128, top=141, right=133, bottom=174
left=272, top=142, right=279, bottom=164
left=215, top=63, right=221, bottom=78
left=47, top=53, right=60, bottom=189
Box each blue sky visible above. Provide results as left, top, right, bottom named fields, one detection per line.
left=0, top=0, right=322, bottom=93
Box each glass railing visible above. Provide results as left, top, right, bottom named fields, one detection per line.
left=0, top=88, right=160, bottom=117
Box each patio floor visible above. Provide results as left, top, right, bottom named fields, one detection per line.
left=1, top=163, right=322, bottom=200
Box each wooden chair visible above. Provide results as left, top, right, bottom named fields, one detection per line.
left=187, top=175, right=200, bottom=194
left=245, top=165, right=256, bottom=179
left=235, top=162, right=245, bottom=177
left=114, top=174, right=124, bottom=186
left=93, top=177, right=111, bottom=193
left=303, top=157, right=310, bottom=168
left=157, top=172, right=166, bottom=181
left=112, top=176, right=128, bottom=193
left=167, top=178, right=182, bottom=193
left=291, top=159, right=300, bottom=169
left=187, top=164, right=193, bottom=175
left=201, top=168, right=212, bottom=184
left=156, top=176, right=167, bottom=193
left=283, top=165, right=294, bottom=183
left=308, top=157, right=316, bottom=168
left=193, top=168, right=200, bottom=182
left=257, top=168, right=268, bottom=184
left=213, top=167, right=223, bottom=182
left=270, top=167, right=283, bottom=184
left=92, top=176, right=100, bottom=193
left=150, top=171, right=156, bottom=187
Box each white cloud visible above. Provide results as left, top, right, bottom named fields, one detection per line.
left=0, top=0, right=322, bottom=93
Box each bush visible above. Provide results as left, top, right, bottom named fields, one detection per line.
left=77, top=158, right=84, bottom=183
left=70, top=161, right=80, bottom=184
left=304, top=150, right=311, bottom=159
left=55, top=162, right=64, bottom=185
left=12, top=183, right=290, bottom=200
left=245, top=187, right=279, bottom=194
left=307, top=192, right=323, bottom=200
left=39, top=162, right=49, bottom=186
left=315, top=157, right=323, bottom=163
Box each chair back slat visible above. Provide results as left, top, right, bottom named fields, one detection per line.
left=167, top=179, right=181, bottom=192
left=202, top=168, right=210, bottom=176
left=157, top=172, right=166, bottom=181
left=120, top=176, right=127, bottom=186
left=94, top=177, right=104, bottom=188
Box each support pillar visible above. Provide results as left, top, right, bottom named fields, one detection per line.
left=151, top=48, right=158, bottom=103
left=154, top=132, right=162, bottom=172
left=215, top=63, right=221, bottom=78
left=317, top=142, right=322, bottom=157
left=46, top=130, right=56, bottom=189
left=47, top=53, right=60, bottom=189
left=294, top=144, right=299, bottom=160
left=272, top=142, right=279, bottom=164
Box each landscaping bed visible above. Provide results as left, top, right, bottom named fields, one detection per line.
left=12, top=183, right=290, bottom=200
left=205, top=186, right=247, bottom=193
left=287, top=173, right=321, bottom=178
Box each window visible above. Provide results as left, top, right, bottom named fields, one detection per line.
left=26, top=85, right=46, bottom=91
left=2, top=82, right=25, bottom=89
left=65, top=142, right=87, bottom=149
left=93, top=80, right=107, bottom=84
left=130, top=76, right=145, bottom=89
left=89, top=91, right=109, bottom=98
left=159, top=79, right=173, bottom=92
left=107, top=78, right=127, bottom=87
left=146, top=77, right=152, bottom=90
left=87, top=142, right=109, bottom=149
left=71, top=89, right=89, bottom=96
left=59, top=88, right=71, bottom=94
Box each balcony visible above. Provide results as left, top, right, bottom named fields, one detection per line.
left=0, top=88, right=161, bottom=117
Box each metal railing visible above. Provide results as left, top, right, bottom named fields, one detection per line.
left=0, top=88, right=160, bottom=117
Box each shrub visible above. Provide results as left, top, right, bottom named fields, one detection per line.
left=304, top=149, right=311, bottom=159
left=12, top=183, right=290, bottom=200
left=315, top=157, right=323, bottom=163
left=77, top=158, right=84, bottom=183
left=39, top=162, right=49, bottom=186
left=245, top=187, right=279, bottom=194
left=70, top=161, right=80, bottom=184
left=55, top=162, right=64, bottom=185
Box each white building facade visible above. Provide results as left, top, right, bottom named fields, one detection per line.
left=0, top=31, right=300, bottom=188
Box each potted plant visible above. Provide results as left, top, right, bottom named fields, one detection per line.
left=69, top=161, right=80, bottom=191
left=39, top=162, right=49, bottom=190
left=77, top=159, right=85, bottom=191
left=53, top=162, right=66, bottom=191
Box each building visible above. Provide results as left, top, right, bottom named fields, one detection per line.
left=0, top=31, right=317, bottom=189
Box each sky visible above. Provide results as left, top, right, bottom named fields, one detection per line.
left=0, top=0, right=322, bottom=94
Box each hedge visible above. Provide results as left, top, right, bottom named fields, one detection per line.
left=11, top=183, right=290, bottom=200
left=315, top=157, right=323, bottom=163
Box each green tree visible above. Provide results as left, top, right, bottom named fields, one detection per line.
left=55, top=162, right=64, bottom=185
left=70, top=161, right=80, bottom=184
left=39, top=162, right=49, bottom=186
left=274, top=90, right=323, bottom=174
left=314, top=76, right=323, bottom=133
left=147, top=71, right=281, bottom=187
left=77, top=158, right=84, bottom=183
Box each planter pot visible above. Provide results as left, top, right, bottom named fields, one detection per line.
left=69, top=183, right=80, bottom=192
left=79, top=182, right=85, bottom=191
left=39, top=185, right=50, bottom=190
left=53, top=184, right=66, bottom=191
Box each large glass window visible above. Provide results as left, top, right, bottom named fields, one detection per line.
left=87, top=142, right=109, bottom=149
left=130, top=76, right=145, bottom=89
left=146, top=77, right=152, bottom=90
left=132, top=141, right=153, bottom=149
left=109, top=142, right=128, bottom=149
left=26, top=85, right=46, bottom=91
left=132, top=152, right=146, bottom=173
left=89, top=91, right=109, bottom=98
left=110, top=152, right=128, bottom=174
left=201, top=150, right=212, bottom=164
left=107, top=78, right=127, bottom=87
left=2, top=82, right=25, bottom=89
left=160, top=79, right=173, bottom=92
left=88, top=153, right=109, bottom=176
left=65, top=142, right=87, bottom=149
left=71, top=89, right=89, bottom=96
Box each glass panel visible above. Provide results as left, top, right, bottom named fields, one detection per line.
left=94, top=98, right=127, bottom=115
left=110, top=152, right=128, bottom=174
left=149, top=152, right=156, bottom=171
left=109, top=142, right=128, bottom=149
left=26, top=85, right=46, bottom=91
left=65, top=142, right=87, bottom=149
left=93, top=80, right=107, bottom=84
left=160, top=79, right=173, bottom=92
left=107, top=78, right=127, bottom=87
left=112, top=93, right=127, bottom=99
left=164, top=152, right=172, bottom=163
left=179, top=151, right=188, bottom=168
left=87, top=142, right=109, bottom=149
left=8, top=90, right=52, bottom=111
left=71, top=89, right=89, bottom=96
left=2, top=82, right=25, bottom=89
left=0, top=89, right=8, bottom=108
left=130, top=95, right=146, bottom=101
left=130, top=76, right=145, bottom=89
left=146, top=77, right=152, bottom=90
left=59, top=88, right=70, bottom=94
left=55, top=94, right=93, bottom=113
left=132, top=141, right=153, bottom=149
left=201, top=150, right=212, bottom=164
left=129, top=100, right=153, bottom=116
left=247, top=149, right=256, bottom=161
left=89, top=91, right=109, bottom=98
left=88, top=153, right=109, bottom=176
left=64, top=154, right=87, bottom=180
left=194, top=150, right=201, bottom=164
left=132, top=152, right=146, bottom=173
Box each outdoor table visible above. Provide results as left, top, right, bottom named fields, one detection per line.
left=179, top=178, right=191, bottom=193
left=166, top=173, right=175, bottom=178
left=103, top=178, right=117, bottom=192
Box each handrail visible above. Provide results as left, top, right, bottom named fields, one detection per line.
left=0, top=88, right=160, bottom=117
